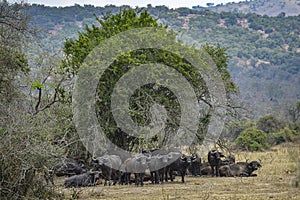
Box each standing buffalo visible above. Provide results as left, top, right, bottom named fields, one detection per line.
left=64, top=171, right=100, bottom=188
left=188, top=153, right=201, bottom=176
left=147, top=154, right=172, bottom=184
left=208, top=150, right=225, bottom=177
left=219, top=160, right=262, bottom=177
left=92, top=154, right=122, bottom=186
left=124, top=154, right=148, bottom=186
left=165, top=152, right=191, bottom=183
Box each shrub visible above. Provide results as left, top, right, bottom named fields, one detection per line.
left=268, top=127, right=296, bottom=145
left=235, top=128, right=268, bottom=151
left=256, top=114, right=285, bottom=133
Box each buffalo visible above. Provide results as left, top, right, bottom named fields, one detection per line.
left=165, top=152, right=191, bottom=183
left=188, top=153, right=201, bottom=176
left=44, top=158, right=87, bottom=185
left=208, top=150, right=225, bottom=177
left=124, top=154, right=148, bottom=186
left=92, top=154, right=122, bottom=186
left=219, top=160, right=262, bottom=177
left=64, top=171, right=100, bottom=188
left=147, top=153, right=172, bottom=184
left=52, top=158, right=87, bottom=177
left=199, top=161, right=211, bottom=176
left=201, top=152, right=233, bottom=176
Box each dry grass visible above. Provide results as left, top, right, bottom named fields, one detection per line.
left=56, top=143, right=300, bottom=200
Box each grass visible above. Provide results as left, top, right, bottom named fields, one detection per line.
left=56, top=142, right=300, bottom=200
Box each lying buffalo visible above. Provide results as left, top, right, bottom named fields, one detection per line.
left=199, top=162, right=211, bottom=176
left=219, top=160, right=262, bottom=177
left=53, top=158, right=87, bottom=177
left=44, top=158, right=87, bottom=185
left=64, top=171, right=100, bottom=188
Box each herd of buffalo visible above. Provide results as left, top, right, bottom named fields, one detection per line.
left=44, top=149, right=262, bottom=188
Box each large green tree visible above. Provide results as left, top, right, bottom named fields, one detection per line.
left=62, top=8, right=238, bottom=153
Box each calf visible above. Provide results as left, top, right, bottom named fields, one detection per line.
left=64, top=171, right=100, bottom=188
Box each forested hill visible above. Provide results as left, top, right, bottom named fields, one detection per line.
left=194, top=0, right=300, bottom=16
left=27, top=3, right=300, bottom=119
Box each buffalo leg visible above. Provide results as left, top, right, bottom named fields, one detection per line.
left=211, top=166, right=215, bottom=177
left=140, top=173, right=144, bottom=186
left=134, top=173, right=139, bottom=186
left=181, top=170, right=185, bottom=183
left=216, top=165, right=220, bottom=177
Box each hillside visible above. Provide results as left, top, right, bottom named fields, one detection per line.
left=27, top=4, right=300, bottom=119
left=193, top=0, right=300, bottom=17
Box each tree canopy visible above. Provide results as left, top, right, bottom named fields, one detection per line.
left=62, top=9, right=238, bottom=153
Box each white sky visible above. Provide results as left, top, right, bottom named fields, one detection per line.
left=12, top=0, right=245, bottom=8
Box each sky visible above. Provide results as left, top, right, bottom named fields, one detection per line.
left=11, top=0, right=245, bottom=8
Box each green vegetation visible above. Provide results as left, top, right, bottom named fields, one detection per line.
left=204, top=0, right=300, bottom=17
left=0, top=1, right=64, bottom=199
left=235, top=128, right=268, bottom=151
left=61, top=9, right=237, bottom=151
left=227, top=101, right=300, bottom=151
left=26, top=3, right=300, bottom=119
left=256, top=114, right=285, bottom=133
left=1, top=1, right=299, bottom=199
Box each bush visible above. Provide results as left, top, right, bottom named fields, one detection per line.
left=235, top=128, right=268, bottom=151
left=268, top=127, right=296, bottom=145
left=256, top=114, right=285, bottom=133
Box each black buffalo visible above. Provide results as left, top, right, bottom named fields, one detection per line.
left=64, top=171, right=100, bottom=188
left=188, top=153, right=201, bottom=176
left=201, top=153, right=235, bottom=176
left=165, top=152, right=191, bottom=183
left=208, top=150, right=225, bottom=177
left=148, top=153, right=172, bottom=184
left=199, top=162, right=211, bottom=176
left=45, top=157, right=87, bottom=185
left=52, top=158, right=87, bottom=177
left=92, top=154, right=122, bottom=186
left=219, top=160, right=262, bottom=177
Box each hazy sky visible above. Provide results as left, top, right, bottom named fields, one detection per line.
left=14, top=0, right=245, bottom=8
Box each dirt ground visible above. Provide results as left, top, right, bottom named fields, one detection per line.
left=57, top=143, right=300, bottom=200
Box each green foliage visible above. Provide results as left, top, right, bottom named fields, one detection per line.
left=256, top=114, right=285, bottom=133
left=222, top=118, right=255, bottom=140
left=31, top=80, right=44, bottom=89
left=26, top=4, right=300, bottom=118
left=61, top=9, right=163, bottom=77
left=268, top=126, right=296, bottom=145
left=62, top=8, right=237, bottom=151
left=287, top=101, right=300, bottom=123
left=235, top=128, right=269, bottom=151
left=0, top=0, right=30, bottom=98
left=202, top=43, right=239, bottom=94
